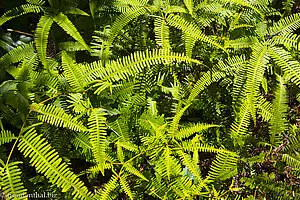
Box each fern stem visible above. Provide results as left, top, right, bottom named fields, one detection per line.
left=5, top=111, right=31, bottom=167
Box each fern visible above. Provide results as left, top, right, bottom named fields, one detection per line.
left=268, top=13, right=300, bottom=35
left=175, top=123, right=219, bottom=140
left=30, top=103, right=87, bottom=132
left=0, top=4, right=42, bottom=26
left=35, top=15, right=54, bottom=68
left=0, top=130, right=16, bottom=145
left=154, top=17, right=171, bottom=49
left=96, top=175, right=119, bottom=200
left=269, top=75, right=288, bottom=145
left=88, top=108, right=107, bottom=175
left=119, top=174, right=134, bottom=200
left=18, top=128, right=93, bottom=199
left=166, top=14, right=227, bottom=53
left=53, top=13, right=90, bottom=51
left=0, top=161, right=28, bottom=200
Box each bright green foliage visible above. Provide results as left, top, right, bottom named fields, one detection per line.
left=1, top=0, right=300, bottom=199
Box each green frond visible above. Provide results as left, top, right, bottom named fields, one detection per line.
left=0, top=130, right=16, bottom=145
left=117, top=142, right=125, bottom=162
left=225, top=37, right=258, bottom=49
left=256, top=96, right=273, bottom=122
left=180, top=142, right=235, bottom=155
left=183, top=33, right=197, bottom=57
left=0, top=4, right=42, bottom=26
left=30, top=103, right=87, bottom=132
left=61, top=51, right=86, bottom=92
left=166, top=14, right=227, bottom=53
left=117, top=141, right=139, bottom=152
left=183, top=0, right=194, bottom=15
left=268, top=13, right=300, bottom=35
left=96, top=175, right=118, bottom=200
left=72, top=132, right=92, bottom=158
left=109, top=119, right=130, bottom=141
left=35, top=15, right=54, bottom=68
left=268, top=33, right=300, bottom=50
left=18, top=128, right=93, bottom=199
left=1, top=161, right=28, bottom=200
left=26, top=0, right=45, bottom=5
left=178, top=150, right=203, bottom=184
left=88, top=108, right=107, bottom=175
left=220, top=0, right=265, bottom=19
left=105, top=6, right=147, bottom=53
left=120, top=174, right=134, bottom=200
left=269, top=75, right=288, bottom=145
left=123, top=163, right=148, bottom=181
left=53, top=13, right=90, bottom=51
left=171, top=104, right=190, bottom=134
left=230, top=99, right=251, bottom=146
left=245, top=43, right=269, bottom=121
left=62, top=8, right=90, bottom=16
left=58, top=41, right=86, bottom=51
left=282, top=154, right=300, bottom=170
left=154, top=17, right=171, bottom=49
left=0, top=43, right=35, bottom=68
left=206, top=152, right=238, bottom=181
left=268, top=46, right=300, bottom=86
left=67, top=93, right=91, bottom=114
left=175, top=123, right=219, bottom=140
left=187, top=70, right=225, bottom=104
left=86, top=49, right=201, bottom=85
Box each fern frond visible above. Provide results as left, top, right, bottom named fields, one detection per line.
left=120, top=174, right=134, bottom=200
left=175, top=123, right=219, bottom=140
left=88, top=108, right=107, bottom=175
left=86, top=49, right=201, bottom=85
left=171, top=104, right=190, bottom=134
left=35, top=15, right=53, bottom=68
left=0, top=4, right=42, bottom=26
left=96, top=175, right=118, bottom=200
left=0, top=130, right=16, bottom=145
left=183, top=0, right=194, bottom=15
left=178, top=150, right=203, bottom=183
left=53, top=13, right=90, bottom=51
left=61, top=51, right=86, bottom=92
left=30, top=103, right=87, bottom=132
left=18, top=128, right=93, bottom=199
left=105, top=7, right=147, bottom=51
left=180, top=142, right=235, bottom=155
left=166, top=14, right=227, bottom=53
left=0, top=43, right=35, bottom=68
left=268, top=13, right=300, bottom=35
left=123, top=163, right=148, bottom=181
left=59, top=41, right=86, bottom=51
left=206, top=152, right=238, bottom=181
left=183, top=33, right=197, bottom=57
left=269, top=75, right=288, bottom=145
left=245, top=43, right=269, bottom=121
left=268, top=46, right=300, bottom=86
left=230, top=99, right=251, bottom=146
left=257, top=96, right=273, bottom=122
left=282, top=154, right=300, bottom=170
left=154, top=17, right=171, bottom=49
left=225, top=36, right=258, bottom=49
left=1, top=161, right=28, bottom=199
left=268, top=33, right=300, bottom=50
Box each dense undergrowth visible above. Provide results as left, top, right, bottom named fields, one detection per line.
left=0, top=0, right=300, bottom=199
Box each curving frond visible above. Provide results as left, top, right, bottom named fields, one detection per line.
left=35, top=15, right=54, bottom=68
left=53, top=13, right=90, bottom=51
left=30, top=103, right=87, bottom=132
left=61, top=51, right=86, bottom=92
left=120, top=174, right=134, bottom=200
left=0, top=4, right=42, bottom=26
left=88, top=109, right=107, bottom=175
left=268, top=46, right=300, bottom=86
left=0, top=161, right=28, bottom=200
left=18, top=128, right=93, bottom=199
left=268, top=13, right=300, bottom=35
left=269, top=75, right=288, bottom=145
left=0, top=130, right=16, bottom=145
left=96, top=175, right=119, bottom=200
left=154, top=17, right=171, bottom=49
left=206, top=152, right=238, bottom=181
left=166, top=14, right=227, bottom=53
left=175, top=123, right=219, bottom=140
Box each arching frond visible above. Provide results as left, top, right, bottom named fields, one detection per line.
left=30, top=103, right=87, bottom=132
left=0, top=161, right=28, bottom=200
left=35, top=15, right=54, bottom=68
left=18, top=128, right=93, bottom=199
left=61, top=51, right=86, bottom=92
left=120, top=174, right=134, bottom=200
left=0, top=130, right=16, bottom=145
left=0, top=4, right=42, bottom=26
left=269, top=75, right=288, bottom=145
left=96, top=175, right=118, bottom=200
left=166, top=15, right=227, bottom=53
left=53, top=13, right=90, bottom=51
left=268, top=13, right=300, bottom=35
left=88, top=108, right=107, bottom=175
left=154, top=17, right=171, bottom=49
left=175, top=123, right=219, bottom=140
